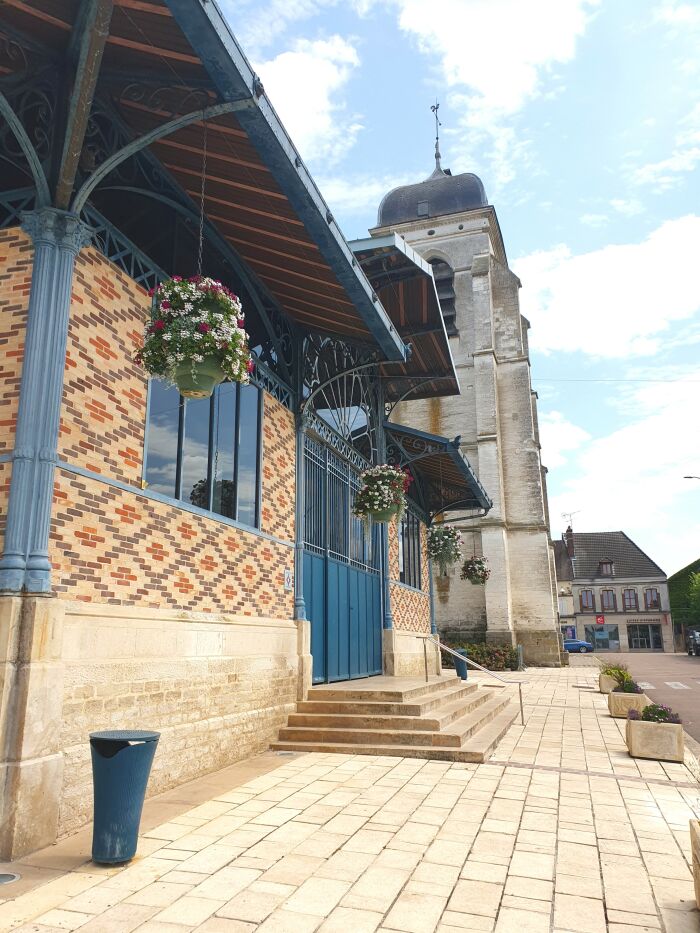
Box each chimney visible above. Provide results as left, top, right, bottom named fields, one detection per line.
left=564, top=526, right=575, bottom=558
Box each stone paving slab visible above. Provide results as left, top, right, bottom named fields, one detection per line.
left=2, top=665, right=700, bottom=932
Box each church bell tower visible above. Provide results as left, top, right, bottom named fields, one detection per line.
left=371, top=113, right=562, bottom=666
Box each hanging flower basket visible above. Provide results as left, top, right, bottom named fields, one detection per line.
left=427, top=525, right=462, bottom=575
left=135, top=276, right=253, bottom=399
left=353, top=465, right=410, bottom=525
left=460, top=555, right=491, bottom=585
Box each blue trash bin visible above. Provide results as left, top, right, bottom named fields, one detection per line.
left=90, top=729, right=160, bottom=864
left=454, top=649, right=469, bottom=681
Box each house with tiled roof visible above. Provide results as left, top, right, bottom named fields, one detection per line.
left=553, top=528, right=675, bottom=652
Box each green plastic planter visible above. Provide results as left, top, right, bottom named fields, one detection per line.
left=173, top=356, right=225, bottom=399
left=370, top=505, right=400, bottom=523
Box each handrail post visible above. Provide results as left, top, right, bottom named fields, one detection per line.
left=435, top=633, right=442, bottom=676
left=423, top=639, right=429, bottom=683
left=518, top=682, right=525, bottom=726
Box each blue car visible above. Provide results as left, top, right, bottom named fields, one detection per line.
left=563, top=638, right=594, bottom=653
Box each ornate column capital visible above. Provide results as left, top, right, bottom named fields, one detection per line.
left=21, top=208, right=93, bottom=255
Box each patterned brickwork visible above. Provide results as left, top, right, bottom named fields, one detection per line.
left=50, top=469, right=294, bottom=616
left=44, top=245, right=296, bottom=613
left=388, top=517, right=431, bottom=632
left=60, top=247, right=150, bottom=482
left=261, top=397, right=295, bottom=539
left=0, top=227, right=32, bottom=455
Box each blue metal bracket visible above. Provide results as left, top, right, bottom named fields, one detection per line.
left=71, top=98, right=254, bottom=214
left=0, top=91, right=51, bottom=207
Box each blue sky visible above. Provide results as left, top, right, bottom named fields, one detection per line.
left=221, top=0, right=700, bottom=575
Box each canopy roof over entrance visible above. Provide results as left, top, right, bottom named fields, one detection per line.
left=384, top=422, right=492, bottom=517
left=0, top=0, right=405, bottom=360
left=351, top=234, right=459, bottom=401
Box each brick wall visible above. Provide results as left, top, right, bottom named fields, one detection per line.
left=48, top=244, right=295, bottom=615
left=0, top=228, right=31, bottom=460
left=388, top=518, right=431, bottom=633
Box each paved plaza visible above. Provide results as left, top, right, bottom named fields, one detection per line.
left=2, top=665, right=699, bottom=933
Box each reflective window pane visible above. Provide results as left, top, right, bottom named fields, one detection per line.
left=145, top=381, right=180, bottom=498
left=212, top=384, right=237, bottom=519
left=237, top=384, right=260, bottom=527
left=181, top=397, right=212, bottom=508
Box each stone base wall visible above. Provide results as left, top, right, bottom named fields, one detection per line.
left=515, top=628, right=564, bottom=667
left=0, top=596, right=299, bottom=852
left=383, top=628, right=440, bottom=678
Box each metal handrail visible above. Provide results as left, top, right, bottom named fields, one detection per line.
left=415, top=633, right=525, bottom=726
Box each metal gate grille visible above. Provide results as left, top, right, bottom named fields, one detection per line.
left=302, top=433, right=382, bottom=682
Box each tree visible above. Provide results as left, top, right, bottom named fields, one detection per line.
left=689, top=572, right=700, bottom=614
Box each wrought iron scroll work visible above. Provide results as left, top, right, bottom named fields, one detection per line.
left=302, top=335, right=381, bottom=464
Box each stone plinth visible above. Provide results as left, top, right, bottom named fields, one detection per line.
left=625, top=719, right=684, bottom=762
left=691, top=820, right=700, bottom=908
left=608, top=691, right=650, bottom=718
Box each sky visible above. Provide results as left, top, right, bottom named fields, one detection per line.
left=220, top=0, right=700, bottom=576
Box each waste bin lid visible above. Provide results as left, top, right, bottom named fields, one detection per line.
left=90, top=730, right=160, bottom=743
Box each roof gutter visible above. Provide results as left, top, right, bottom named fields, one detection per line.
left=165, top=0, right=407, bottom=362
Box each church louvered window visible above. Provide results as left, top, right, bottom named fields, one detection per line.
left=429, top=259, right=458, bottom=336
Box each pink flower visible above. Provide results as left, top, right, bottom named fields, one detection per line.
left=152, top=320, right=165, bottom=332
left=160, top=300, right=170, bottom=310
left=198, top=323, right=211, bottom=334
left=172, top=276, right=182, bottom=282
left=237, top=318, right=245, bottom=328
left=247, top=358, right=255, bottom=374
left=148, top=287, right=155, bottom=297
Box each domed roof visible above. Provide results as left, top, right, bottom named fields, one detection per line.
left=377, top=161, right=488, bottom=228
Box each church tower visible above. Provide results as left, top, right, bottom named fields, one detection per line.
left=371, top=134, right=562, bottom=667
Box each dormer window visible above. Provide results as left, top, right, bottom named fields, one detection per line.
left=599, top=560, right=614, bottom=576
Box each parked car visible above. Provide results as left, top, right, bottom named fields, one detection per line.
left=563, top=638, right=594, bottom=654
left=687, top=629, right=700, bottom=657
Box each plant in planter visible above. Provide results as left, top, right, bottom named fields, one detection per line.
left=608, top=680, right=649, bottom=718
left=626, top=704, right=685, bottom=762
left=135, top=276, right=252, bottom=398
left=598, top=662, right=630, bottom=695
left=353, top=464, right=410, bottom=525
left=460, top=555, right=491, bottom=586
left=427, top=525, right=462, bottom=576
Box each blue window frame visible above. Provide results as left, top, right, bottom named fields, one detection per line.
left=399, top=510, right=422, bottom=590
left=145, top=381, right=263, bottom=528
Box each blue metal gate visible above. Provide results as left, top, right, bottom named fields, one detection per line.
left=302, top=435, right=382, bottom=683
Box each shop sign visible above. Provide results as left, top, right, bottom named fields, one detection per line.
left=595, top=614, right=605, bottom=624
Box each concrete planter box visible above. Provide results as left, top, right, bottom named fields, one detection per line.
left=691, top=820, right=700, bottom=909
left=625, top=718, right=684, bottom=762
left=599, top=672, right=618, bottom=694
left=608, top=691, right=649, bottom=718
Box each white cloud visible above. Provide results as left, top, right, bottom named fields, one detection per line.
left=315, top=172, right=415, bottom=218
left=610, top=198, right=644, bottom=216
left=545, top=373, right=700, bottom=575
left=631, top=102, right=700, bottom=190
left=514, top=215, right=700, bottom=358
left=224, top=0, right=331, bottom=56
left=255, top=36, right=363, bottom=165
left=580, top=213, right=608, bottom=227
left=539, top=411, right=591, bottom=469
left=654, top=0, right=700, bottom=28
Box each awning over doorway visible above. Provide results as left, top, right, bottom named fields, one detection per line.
left=351, top=234, right=459, bottom=401
left=384, top=422, right=492, bottom=517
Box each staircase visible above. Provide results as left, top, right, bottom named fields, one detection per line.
left=271, top=673, right=519, bottom=763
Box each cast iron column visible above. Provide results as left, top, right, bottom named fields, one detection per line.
left=0, top=209, right=92, bottom=593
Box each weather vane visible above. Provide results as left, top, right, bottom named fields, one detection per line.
left=430, top=100, right=442, bottom=173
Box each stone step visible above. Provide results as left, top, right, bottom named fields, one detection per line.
left=277, top=691, right=509, bottom=749
left=296, top=681, right=479, bottom=718
left=288, top=688, right=492, bottom=733
left=309, top=674, right=462, bottom=703
left=271, top=701, right=520, bottom=763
